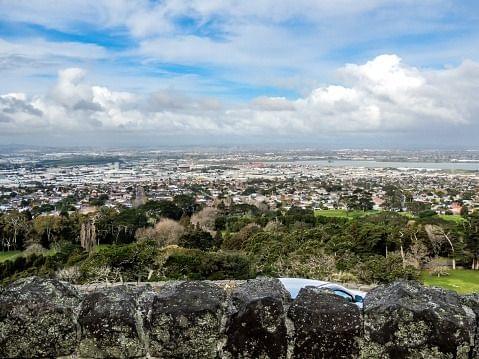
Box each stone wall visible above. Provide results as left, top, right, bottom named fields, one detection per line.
left=0, top=276, right=478, bottom=358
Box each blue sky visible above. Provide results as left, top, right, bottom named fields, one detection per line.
left=1, top=0, right=479, bottom=147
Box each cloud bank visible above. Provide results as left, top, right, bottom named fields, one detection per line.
left=1, top=54, right=478, bottom=145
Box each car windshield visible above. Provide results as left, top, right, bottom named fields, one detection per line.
left=333, top=290, right=353, bottom=302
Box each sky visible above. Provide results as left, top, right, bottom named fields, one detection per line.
left=0, top=0, right=479, bottom=148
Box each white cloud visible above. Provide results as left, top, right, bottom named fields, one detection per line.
left=0, top=54, right=478, bottom=142
left=0, top=38, right=109, bottom=94
left=0, top=39, right=107, bottom=75
left=1, top=0, right=477, bottom=103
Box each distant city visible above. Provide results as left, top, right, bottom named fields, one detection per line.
left=1, top=148, right=478, bottom=215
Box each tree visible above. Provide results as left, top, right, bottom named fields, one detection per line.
left=383, top=185, right=404, bottom=211
left=135, top=218, right=185, bottom=247
left=179, top=227, right=215, bottom=251
left=222, top=223, right=261, bottom=250
left=283, top=207, right=315, bottom=227
left=80, top=219, right=97, bottom=252
left=95, top=207, right=147, bottom=244
left=464, top=212, right=479, bottom=269
left=173, top=194, right=199, bottom=217
left=1, top=211, right=29, bottom=251
left=33, top=215, right=63, bottom=248
left=425, top=224, right=457, bottom=270
left=89, top=193, right=109, bottom=207
left=406, top=201, right=431, bottom=215
left=191, top=207, right=218, bottom=232
left=141, top=200, right=183, bottom=221
left=342, top=189, right=373, bottom=211
left=406, top=241, right=430, bottom=269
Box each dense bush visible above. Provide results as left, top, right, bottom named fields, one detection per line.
left=178, top=228, right=216, bottom=251
left=353, top=254, right=419, bottom=283
left=79, top=241, right=158, bottom=282
left=1, top=204, right=472, bottom=286
left=221, top=223, right=261, bottom=250
left=157, top=247, right=252, bottom=280
left=0, top=253, right=59, bottom=285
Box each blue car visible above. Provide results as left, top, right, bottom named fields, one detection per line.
left=279, top=278, right=366, bottom=308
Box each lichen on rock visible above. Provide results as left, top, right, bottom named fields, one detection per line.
left=224, top=277, right=291, bottom=358
left=144, top=280, right=227, bottom=358
left=0, top=276, right=82, bottom=358
left=361, top=280, right=476, bottom=359
left=287, top=286, right=362, bottom=358
left=1, top=276, right=478, bottom=359
left=77, top=285, right=146, bottom=358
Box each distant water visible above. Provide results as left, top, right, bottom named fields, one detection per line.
left=274, top=160, right=479, bottom=171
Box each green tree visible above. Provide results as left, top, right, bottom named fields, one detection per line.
left=179, top=227, right=215, bottom=251
left=1, top=211, right=29, bottom=251
left=342, top=189, right=373, bottom=211
left=173, top=194, right=199, bottom=216
left=32, top=215, right=64, bottom=248
left=383, top=184, right=404, bottom=211
left=464, top=212, right=479, bottom=269
left=140, top=200, right=183, bottom=221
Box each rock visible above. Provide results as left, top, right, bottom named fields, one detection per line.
left=0, top=276, right=82, bottom=358
left=287, top=286, right=362, bottom=358
left=77, top=286, right=146, bottom=358
left=225, top=278, right=291, bottom=358
left=229, top=277, right=292, bottom=307
left=461, top=293, right=479, bottom=358
left=362, top=281, right=476, bottom=358
left=145, top=281, right=227, bottom=358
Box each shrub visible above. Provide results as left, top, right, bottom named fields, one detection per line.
left=329, top=271, right=359, bottom=283
left=270, top=245, right=336, bottom=279
left=429, top=265, right=450, bottom=277
left=135, top=218, right=185, bottom=247
left=178, top=228, right=215, bottom=251
left=191, top=207, right=218, bottom=232
left=82, top=265, right=123, bottom=283
left=56, top=266, right=81, bottom=283
left=23, top=244, right=47, bottom=256
left=353, top=253, right=419, bottom=284
left=156, top=247, right=253, bottom=280
left=79, top=241, right=158, bottom=282
left=222, top=223, right=261, bottom=250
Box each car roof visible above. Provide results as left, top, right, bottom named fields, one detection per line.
left=279, top=278, right=367, bottom=299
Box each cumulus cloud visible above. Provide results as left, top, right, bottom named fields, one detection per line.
left=0, top=93, right=43, bottom=116
left=288, top=54, right=468, bottom=132
left=0, top=54, right=478, bottom=142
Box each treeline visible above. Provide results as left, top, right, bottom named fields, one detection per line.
left=1, top=197, right=479, bottom=285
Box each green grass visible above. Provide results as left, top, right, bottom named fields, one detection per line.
left=314, top=209, right=465, bottom=224
left=438, top=214, right=466, bottom=223
left=0, top=251, right=22, bottom=263
left=0, top=248, right=57, bottom=263
left=399, top=212, right=415, bottom=219
left=421, top=269, right=479, bottom=294
left=94, top=244, right=113, bottom=252
left=314, top=209, right=379, bottom=219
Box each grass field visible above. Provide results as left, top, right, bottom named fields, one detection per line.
left=0, top=248, right=57, bottom=263
left=421, top=269, right=479, bottom=294
left=314, top=209, right=378, bottom=219
left=0, top=250, right=22, bottom=263
left=314, top=209, right=465, bottom=224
